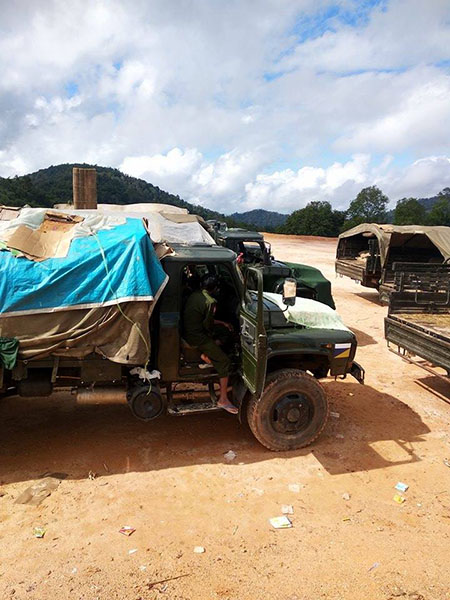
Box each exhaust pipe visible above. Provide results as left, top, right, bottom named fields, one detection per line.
left=76, top=387, right=127, bottom=404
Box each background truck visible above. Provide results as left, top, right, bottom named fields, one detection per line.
left=336, top=223, right=450, bottom=304
left=208, top=223, right=335, bottom=309
left=384, top=262, right=450, bottom=378
left=0, top=238, right=363, bottom=452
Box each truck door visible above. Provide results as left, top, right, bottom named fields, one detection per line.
left=240, top=267, right=267, bottom=397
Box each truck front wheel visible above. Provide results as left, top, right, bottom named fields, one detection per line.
left=247, top=369, right=328, bottom=451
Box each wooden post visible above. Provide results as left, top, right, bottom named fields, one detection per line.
left=73, top=167, right=97, bottom=209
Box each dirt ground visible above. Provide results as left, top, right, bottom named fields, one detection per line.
left=1, top=233, right=450, bottom=600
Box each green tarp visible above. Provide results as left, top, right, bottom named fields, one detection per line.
left=284, top=262, right=335, bottom=310
left=0, top=337, right=19, bottom=369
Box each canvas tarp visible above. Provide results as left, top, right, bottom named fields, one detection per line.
left=52, top=207, right=215, bottom=245
left=0, top=214, right=168, bottom=365
left=338, top=223, right=450, bottom=267
left=0, top=216, right=167, bottom=315
left=0, top=204, right=215, bottom=246
left=283, top=261, right=335, bottom=309
left=0, top=302, right=152, bottom=364
left=54, top=202, right=189, bottom=215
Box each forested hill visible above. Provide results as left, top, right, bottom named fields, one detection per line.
left=0, top=163, right=230, bottom=223
left=230, top=209, right=287, bottom=230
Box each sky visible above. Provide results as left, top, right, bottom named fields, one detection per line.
left=0, top=0, right=450, bottom=215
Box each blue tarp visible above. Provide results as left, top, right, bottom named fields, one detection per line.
left=0, top=218, right=167, bottom=316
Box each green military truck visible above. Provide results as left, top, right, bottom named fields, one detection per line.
left=2, top=243, right=363, bottom=452
left=207, top=224, right=335, bottom=309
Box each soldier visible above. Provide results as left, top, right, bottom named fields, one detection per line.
left=183, top=274, right=238, bottom=414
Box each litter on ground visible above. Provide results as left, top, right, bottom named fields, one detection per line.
left=224, top=450, right=236, bottom=461
left=330, top=411, right=340, bottom=418
left=281, top=504, right=294, bottom=514
left=16, top=475, right=65, bottom=507
left=194, top=546, right=205, bottom=553
left=342, top=493, right=351, bottom=501
left=393, top=494, right=406, bottom=504
left=269, top=516, right=292, bottom=529
left=395, top=482, right=409, bottom=493
left=119, top=526, right=136, bottom=536
left=368, top=562, right=380, bottom=572
left=33, top=527, right=46, bottom=538
left=288, top=484, right=302, bottom=493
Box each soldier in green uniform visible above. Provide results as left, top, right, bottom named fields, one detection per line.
left=183, top=274, right=237, bottom=414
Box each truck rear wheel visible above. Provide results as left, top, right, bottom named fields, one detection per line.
left=247, top=369, right=328, bottom=451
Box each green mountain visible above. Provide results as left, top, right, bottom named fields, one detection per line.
left=0, top=163, right=234, bottom=224
left=230, top=209, right=287, bottom=231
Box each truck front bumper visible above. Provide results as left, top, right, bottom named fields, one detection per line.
left=349, top=361, right=365, bottom=384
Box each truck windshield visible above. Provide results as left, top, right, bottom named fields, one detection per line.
left=239, top=241, right=264, bottom=263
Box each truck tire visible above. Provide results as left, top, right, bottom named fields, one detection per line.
left=247, top=369, right=328, bottom=451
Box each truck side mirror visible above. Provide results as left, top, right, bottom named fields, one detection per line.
left=282, top=278, right=297, bottom=306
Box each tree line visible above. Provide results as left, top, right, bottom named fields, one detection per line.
left=278, top=186, right=450, bottom=237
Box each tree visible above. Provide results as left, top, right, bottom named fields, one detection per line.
left=345, top=186, right=389, bottom=229
left=282, top=201, right=343, bottom=237
left=428, top=188, right=450, bottom=226
left=394, top=198, right=427, bottom=225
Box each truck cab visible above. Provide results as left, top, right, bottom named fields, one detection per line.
left=209, top=226, right=335, bottom=309
left=137, top=244, right=363, bottom=451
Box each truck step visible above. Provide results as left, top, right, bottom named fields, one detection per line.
left=168, top=401, right=222, bottom=416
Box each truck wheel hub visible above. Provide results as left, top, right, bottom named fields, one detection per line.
left=287, top=407, right=301, bottom=422
left=271, top=393, right=312, bottom=434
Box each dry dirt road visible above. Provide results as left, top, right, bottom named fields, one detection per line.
left=1, top=234, right=449, bottom=600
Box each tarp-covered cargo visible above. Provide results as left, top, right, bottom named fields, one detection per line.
left=283, top=261, right=335, bottom=309
left=336, top=223, right=450, bottom=295
left=53, top=203, right=215, bottom=245
left=337, top=223, right=450, bottom=267
left=0, top=210, right=168, bottom=365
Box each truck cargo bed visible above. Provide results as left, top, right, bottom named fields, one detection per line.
left=335, top=258, right=379, bottom=288
left=384, top=263, right=450, bottom=376
left=392, top=312, right=450, bottom=340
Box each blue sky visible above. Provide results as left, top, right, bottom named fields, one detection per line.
left=0, top=0, right=449, bottom=214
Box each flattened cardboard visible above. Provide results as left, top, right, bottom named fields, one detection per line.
left=3, top=212, right=83, bottom=260
left=0, top=206, right=21, bottom=221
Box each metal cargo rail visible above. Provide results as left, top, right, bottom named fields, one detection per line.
left=385, top=262, right=450, bottom=378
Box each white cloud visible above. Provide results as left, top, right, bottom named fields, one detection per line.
left=121, top=148, right=202, bottom=180
left=121, top=149, right=450, bottom=213
left=244, top=154, right=371, bottom=212
left=378, top=156, right=450, bottom=201
left=0, top=0, right=450, bottom=214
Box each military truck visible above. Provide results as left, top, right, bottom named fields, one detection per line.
left=385, top=262, right=450, bottom=379
left=336, top=223, right=450, bottom=304
left=1, top=243, right=363, bottom=452
left=208, top=224, right=335, bottom=309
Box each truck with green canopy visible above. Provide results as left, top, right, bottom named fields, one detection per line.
left=207, top=224, right=335, bottom=309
